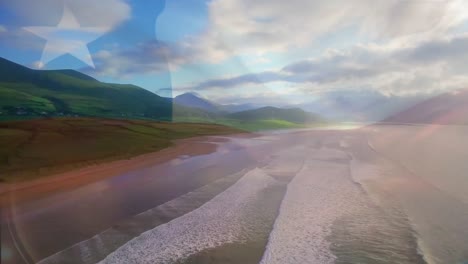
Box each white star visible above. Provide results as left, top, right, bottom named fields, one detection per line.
left=24, top=6, right=108, bottom=68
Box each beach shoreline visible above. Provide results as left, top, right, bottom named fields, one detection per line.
left=0, top=134, right=247, bottom=206
left=2, top=126, right=468, bottom=264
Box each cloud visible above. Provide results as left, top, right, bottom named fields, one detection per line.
left=71, top=0, right=468, bottom=81
left=165, top=0, right=468, bottom=65
left=0, top=27, right=44, bottom=51
left=183, top=33, right=468, bottom=96
left=362, top=0, right=468, bottom=38
left=190, top=71, right=285, bottom=90
left=401, top=33, right=468, bottom=64
left=0, top=25, right=6, bottom=33
left=89, top=41, right=171, bottom=77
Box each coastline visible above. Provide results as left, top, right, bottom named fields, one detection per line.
left=0, top=135, right=232, bottom=205
left=1, top=131, right=257, bottom=263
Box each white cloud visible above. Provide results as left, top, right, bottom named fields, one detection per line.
left=362, top=0, right=468, bottom=39
left=90, top=42, right=171, bottom=77
left=0, top=25, right=7, bottom=33
left=184, top=33, right=468, bottom=97
left=33, top=0, right=466, bottom=102
left=173, top=0, right=468, bottom=65
left=89, top=0, right=468, bottom=81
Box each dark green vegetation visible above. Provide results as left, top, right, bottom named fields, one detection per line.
left=0, top=118, right=243, bottom=182
left=0, top=57, right=173, bottom=120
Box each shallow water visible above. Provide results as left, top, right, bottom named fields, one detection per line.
left=6, top=127, right=468, bottom=264
left=367, top=125, right=468, bottom=264
left=99, top=168, right=284, bottom=264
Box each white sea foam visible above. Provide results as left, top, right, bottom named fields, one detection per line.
left=261, top=149, right=364, bottom=264
left=37, top=171, right=246, bottom=264
left=99, top=168, right=279, bottom=264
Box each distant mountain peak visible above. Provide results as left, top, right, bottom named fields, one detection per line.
left=174, top=92, right=223, bottom=113
left=179, top=91, right=204, bottom=98
left=384, top=88, right=468, bottom=125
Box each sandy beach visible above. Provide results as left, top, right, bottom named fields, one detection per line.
left=0, top=136, right=235, bottom=206
left=2, top=126, right=468, bottom=264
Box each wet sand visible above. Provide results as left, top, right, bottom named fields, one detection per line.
left=0, top=136, right=231, bottom=205
left=1, top=134, right=256, bottom=264
left=2, top=126, right=468, bottom=264
left=38, top=170, right=249, bottom=264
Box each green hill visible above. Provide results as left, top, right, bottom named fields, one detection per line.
left=228, top=106, right=322, bottom=123
left=0, top=57, right=172, bottom=120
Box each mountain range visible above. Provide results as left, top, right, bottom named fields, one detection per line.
left=4, top=56, right=463, bottom=128
left=0, top=57, right=322, bottom=129
left=293, top=90, right=428, bottom=122
left=384, top=89, right=468, bottom=125
left=173, top=88, right=431, bottom=124
left=174, top=92, right=259, bottom=113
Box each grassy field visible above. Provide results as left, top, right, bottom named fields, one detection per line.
left=173, top=117, right=308, bottom=131
left=0, top=118, right=244, bottom=182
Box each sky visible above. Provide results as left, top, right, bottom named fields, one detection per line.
left=1, top=0, right=468, bottom=106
